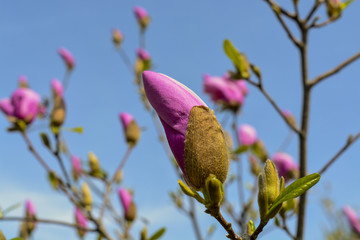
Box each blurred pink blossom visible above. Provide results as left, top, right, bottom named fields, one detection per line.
left=25, top=199, right=36, bottom=216
left=272, top=152, right=298, bottom=180
left=51, top=78, right=64, bottom=98
left=134, top=6, right=149, bottom=21
left=119, top=112, right=134, bottom=132
left=71, top=155, right=82, bottom=179
left=238, top=124, right=257, bottom=146
left=58, top=47, right=75, bottom=70
left=10, top=88, right=41, bottom=123
left=0, top=99, right=14, bottom=116
left=18, top=75, right=28, bottom=88
left=137, top=48, right=151, bottom=61
left=118, top=188, right=132, bottom=216
left=343, top=205, right=360, bottom=235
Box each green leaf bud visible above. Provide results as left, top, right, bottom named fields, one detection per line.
left=257, top=173, right=268, bottom=220
left=264, top=159, right=280, bottom=205
left=204, top=175, right=224, bottom=208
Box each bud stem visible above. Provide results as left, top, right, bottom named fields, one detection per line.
left=250, top=220, right=267, bottom=240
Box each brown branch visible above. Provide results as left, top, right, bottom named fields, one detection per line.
left=281, top=216, right=296, bottom=240
left=305, top=0, right=322, bottom=24
left=318, top=132, right=360, bottom=175
left=98, top=146, right=133, bottom=221
left=250, top=220, right=267, bottom=240
left=263, top=0, right=302, bottom=48
left=263, top=0, right=296, bottom=19
left=206, top=207, right=242, bottom=240
left=310, top=52, right=360, bottom=87
left=0, top=216, right=97, bottom=232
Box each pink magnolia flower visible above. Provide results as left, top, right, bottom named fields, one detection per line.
left=238, top=124, right=257, bottom=146
left=51, top=78, right=64, bottom=98
left=343, top=205, right=360, bottom=235
left=10, top=88, right=40, bottom=123
left=25, top=199, right=36, bottom=216
left=18, top=75, right=28, bottom=88
left=0, top=99, right=14, bottom=116
left=272, top=152, right=298, bottom=180
left=58, top=47, right=75, bottom=70
left=142, top=71, right=207, bottom=174
left=119, top=112, right=134, bottom=132
left=203, top=73, right=245, bottom=108
left=134, top=6, right=149, bottom=21
left=71, top=155, right=82, bottom=180
left=75, top=208, right=87, bottom=237
left=118, top=188, right=132, bottom=216
left=282, top=109, right=296, bottom=126
left=137, top=48, right=151, bottom=61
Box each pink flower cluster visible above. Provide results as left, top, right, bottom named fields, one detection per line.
left=203, top=73, right=248, bottom=110
left=272, top=152, right=298, bottom=181
left=0, top=86, right=41, bottom=124
left=237, top=124, right=257, bottom=146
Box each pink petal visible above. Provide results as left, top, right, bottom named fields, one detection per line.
left=118, top=188, right=132, bottom=215
left=238, top=124, right=257, bottom=146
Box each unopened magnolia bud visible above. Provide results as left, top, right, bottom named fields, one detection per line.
left=88, top=152, right=101, bottom=177
left=249, top=155, right=261, bottom=176
left=119, top=112, right=141, bottom=146
left=134, top=6, right=150, bottom=31
left=125, top=201, right=137, bottom=222
left=115, top=169, right=123, bottom=184
left=204, top=175, right=224, bottom=207
left=50, top=96, right=66, bottom=127
left=184, top=106, right=229, bottom=190
left=112, top=29, right=123, bottom=47
left=251, top=140, right=268, bottom=162
left=264, top=159, right=280, bottom=205
left=140, top=226, right=147, bottom=240
left=258, top=173, right=268, bottom=220
left=82, top=183, right=92, bottom=211
left=239, top=53, right=251, bottom=79
left=18, top=75, right=28, bottom=88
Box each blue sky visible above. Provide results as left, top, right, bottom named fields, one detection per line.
left=0, top=0, right=359, bottom=239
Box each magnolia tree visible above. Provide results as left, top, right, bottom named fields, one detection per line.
left=0, top=1, right=359, bottom=240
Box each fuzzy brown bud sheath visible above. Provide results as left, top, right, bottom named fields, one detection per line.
left=184, top=106, right=229, bottom=190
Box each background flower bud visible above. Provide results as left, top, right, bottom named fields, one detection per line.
left=81, top=182, right=92, bottom=211
left=119, top=112, right=141, bottom=146
left=134, top=6, right=150, bottom=30
left=10, top=88, right=40, bottom=124
left=282, top=109, right=296, bottom=128
left=264, top=159, right=280, bottom=205
left=18, top=75, right=28, bottom=88
left=71, top=155, right=82, bottom=181
left=257, top=173, right=268, bottom=220
left=75, top=208, right=87, bottom=237
left=58, top=47, right=75, bottom=71
left=112, top=29, right=123, bottom=47
left=88, top=152, right=101, bottom=177
left=184, top=106, right=229, bottom=190
left=137, top=48, right=151, bottom=61
left=343, top=205, right=360, bottom=235
left=50, top=79, right=66, bottom=127
left=238, top=124, right=257, bottom=146
left=118, top=188, right=136, bottom=221
left=51, top=78, right=64, bottom=99
left=142, top=71, right=207, bottom=180
left=272, top=152, right=298, bottom=181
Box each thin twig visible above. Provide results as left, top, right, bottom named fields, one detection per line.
left=263, top=0, right=296, bottom=19
left=189, top=198, right=203, bottom=240
left=246, top=79, right=302, bottom=135
left=54, top=133, right=72, bottom=188
left=206, top=207, right=242, bottom=240
left=318, top=132, right=360, bottom=175
left=309, top=52, right=360, bottom=87
left=117, top=48, right=134, bottom=74
left=281, top=216, right=296, bottom=240
left=0, top=216, right=97, bottom=232
left=305, top=0, right=322, bottom=24
left=98, top=147, right=133, bottom=221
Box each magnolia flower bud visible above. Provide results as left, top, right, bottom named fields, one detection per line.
left=118, top=188, right=137, bottom=222
left=25, top=199, right=37, bottom=232
left=282, top=109, right=296, bottom=128
left=140, top=226, right=147, bottom=240
left=343, top=205, right=360, bottom=235
left=204, top=175, right=224, bottom=207
left=112, top=29, right=123, bottom=47
left=134, top=6, right=150, bottom=30
left=10, top=88, right=41, bottom=124
left=58, top=47, right=75, bottom=71
left=238, top=124, right=257, bottom=146
left=143, top=71, right=229, bottom=191
left=81, top=183, right=92, bottom=211
left=88, top=152, right=102, bottom=177
left=18, top=75, right=28, bottom=88
left=272, top=152, right=298, bottom=181
left=75, top=208, right=87, bottom=237
left=50, top=79, right=66, bottom=127
left=119, top=112, right=141, bottom=146
left=71, top=155, right=82, bottom=181
left=0, top=99, right=14, bottom=117
left=251, top=140, right=268, bottom=162
left=185, top=106, right=229, bottom=190
left=203, top=73, right=244, bottom=111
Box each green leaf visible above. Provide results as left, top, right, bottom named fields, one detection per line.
left=48, top=171, right=59, bottom=189
left=266, top=173, right=320, bottom=218
left=148, top=228, right=166, bottom=240
left=40, top=132, right=52, bottom=150
left=10, top=238, right=24, bottom=240
left=223, top=39, right=251, bottom=79
left=341, top=0, right=354, bottom=10
left=63, top=126, right=83, bottom=134
left=233, top=145, right=249, bottom=155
